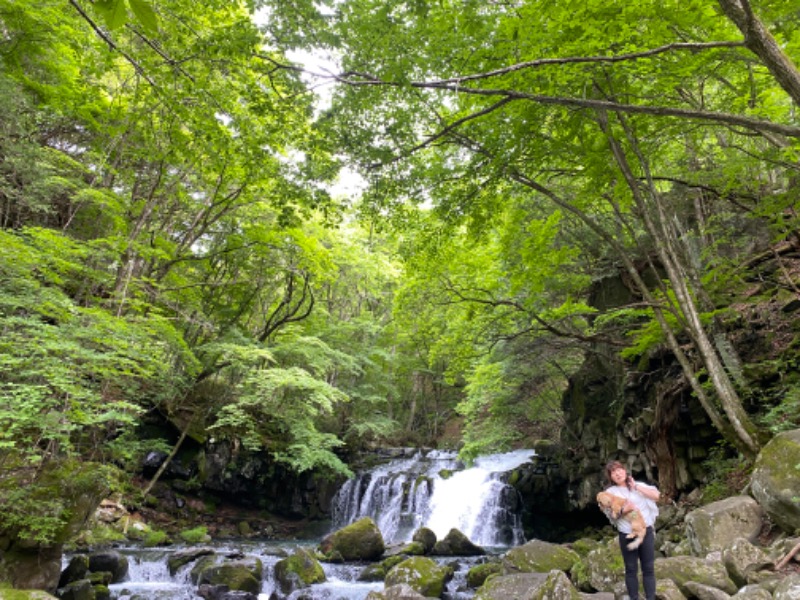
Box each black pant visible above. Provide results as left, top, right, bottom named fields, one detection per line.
left=618, top=526, right=655, bottom=600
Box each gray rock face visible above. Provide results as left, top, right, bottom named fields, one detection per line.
left=684, top=581, right=733, bottom=600
left=654, top=556, right=737, bottom=596
left=721, top=537, right=772, bottom=587
left=773, top=573, right=800, bottom=600
left=684, top=496, right=764, bottom=555
left=474, top=571, right=580, bottom=600
left=731, top=585, right=774, bottom=599
left=750, top=429, right=800, bottom=533
left=655, top=578, right=688, bottom=600
left=583, top=538, right=625, bottom=593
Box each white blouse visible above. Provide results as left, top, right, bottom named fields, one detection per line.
left=605, top=482, right=659, bottom=533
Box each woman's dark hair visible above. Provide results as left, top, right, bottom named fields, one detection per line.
left=604, top=460, right=626, bottom=483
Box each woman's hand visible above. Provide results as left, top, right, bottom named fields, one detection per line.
left=626, top=475, right=635, bottom=490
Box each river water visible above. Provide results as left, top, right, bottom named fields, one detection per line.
left=76, top=449, right=536, bottom=599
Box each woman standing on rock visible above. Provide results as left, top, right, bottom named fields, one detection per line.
left=603, top=461, right=660, bottom=600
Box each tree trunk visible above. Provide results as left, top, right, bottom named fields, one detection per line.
left=601, top=110, right=761, bottom=456
left=718, top=0, right=800, bottom=106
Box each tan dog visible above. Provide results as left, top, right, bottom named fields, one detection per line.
left=596, top=491, right=647, bottom=550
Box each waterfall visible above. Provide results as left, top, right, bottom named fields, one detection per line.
left=331, top=449, right=534, bottom=547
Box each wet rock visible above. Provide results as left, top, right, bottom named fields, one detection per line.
left=466, top=561, right=502, bottom=588
left=58, top=555, right=89, bottom=587
left=431, top=529, right=484, bottom=557
left=318, top=517, right=385, bottom=561
left=88, top=551, right=128, bottom=584
left=685, top=496, right=764, bottom=555
left=197, top=583, right=258, bottom=600
left=57, top=579, right=96, bottom=600
left=191, top=557, right=263, bottom=595
left=273, top=548, right=326, bottom=595
left=412, top=527, right=437, bottom=554
left=168, top=547, right=216, bottom=575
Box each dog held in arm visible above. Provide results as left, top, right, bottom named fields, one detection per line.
left=596, top=491, right=647, bottom=550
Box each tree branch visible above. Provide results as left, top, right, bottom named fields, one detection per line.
left=68, top=0, right=157, bottom=88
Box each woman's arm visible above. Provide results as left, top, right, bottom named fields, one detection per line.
left=633, top=482, right=660, bottom=502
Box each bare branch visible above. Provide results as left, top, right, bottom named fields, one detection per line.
left=428, top=41, right=746, bottom=86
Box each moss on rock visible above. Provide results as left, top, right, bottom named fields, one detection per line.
left=384, top=556, right=453, bottom=597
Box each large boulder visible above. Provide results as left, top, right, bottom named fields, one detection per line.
left=721, top=538, right=772, bottom=588
left=88, top=551, right=128, bottom=584
left=655, top=578, right=688, bottom=600
left=384, top=556, right=453, bottom=598
left=731, top=585, right=773, bottom=599
left=466, top=561, right=503, bottom=588
left=365, top=583, right=430, bottom=599
left=0, top=460, right=109, bottom=593
left=773, top=573, right=800, bottom=599
left=168, top=547, right=216, bottom=575
left=318, top=517, right=385, bottom=561
left=431, top=529, right=484, bottom=556
left=575, top=538, right=624, bottom=593
left=503, top=539, right=579, bottom=574
left=684, top=581, right=733, bottom=600
left=412, top=527, right=437, bottom=554
left=190, top=556, right=263, bottom=595
left=58, top=555, right=90, bottom=588
left=474, top=570, right=580, bottom=600
left=273, top=548, right=326, bottom=595
left=654, top=556, right=737, bottom=596
left=750, top=429, right=800, bottom=533
left=684, top=496, right=763, bottom=555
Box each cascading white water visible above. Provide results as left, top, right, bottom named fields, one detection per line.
left=331, top=449, right=534, bottom=547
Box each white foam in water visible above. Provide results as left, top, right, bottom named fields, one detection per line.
left=425, top=449, right=534, bottom=545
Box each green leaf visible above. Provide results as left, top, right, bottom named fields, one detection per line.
left=128, top=0, right=159, bottom=33
left=94, top=0, right=128, bottom=30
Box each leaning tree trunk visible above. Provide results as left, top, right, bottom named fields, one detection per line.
left=717, top=0, right=800, bottom=107
left=599, top=109, right=761, bottom=457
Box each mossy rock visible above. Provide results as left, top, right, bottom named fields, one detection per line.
left=194, top=562, right=261, bottom=594
left=412, top=527, right=436, bottom=554
left=384, top=556, right=453, bottom=598
left=503, top=539, right=579, bottom=573
left=467, top=561, right=503, bottom=588
left=58, top=555, right=89, bottom=588
left=475, top=571, right=581, bottom=600
left=167, top=547, right=215, bottom=575
left=0, top=589, right=60, bottom=600
left=274, top=548, right=326, bottom=595
left=751, top=429, right=800, bottom=533
left=318, top=517, right=385, bottom=561
left=357, top=562, right=387, bottom=582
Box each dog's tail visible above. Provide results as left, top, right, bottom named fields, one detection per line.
left=626, top=533, right=644, bottom=550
